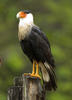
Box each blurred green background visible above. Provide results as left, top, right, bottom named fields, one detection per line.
left=0, top=0, right=72, bottom=100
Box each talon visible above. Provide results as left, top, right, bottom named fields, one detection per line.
left=30, top=74, right=35, bottom=77
left=24, top=73, right=31, bottom=76
left=30, top=73, right=41, bottom=79
left=34, top=74, right=41, bottom=79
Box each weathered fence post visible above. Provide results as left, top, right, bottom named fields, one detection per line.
left=8, top=75, right=46, bottom=100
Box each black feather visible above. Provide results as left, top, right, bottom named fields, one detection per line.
left=43, top=63, right=57, bottom=91
left=32, top=26, right=55, bottom=67
left=21, top=10, right=31, bottom=14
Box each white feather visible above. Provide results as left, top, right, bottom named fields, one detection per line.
left=19, top=13, right=34, bottom=26
left=44, top=62, right=50, bottom=69
left=18, top=13, right=34, bottom=41
left=39, top=62, right=50, bottom=82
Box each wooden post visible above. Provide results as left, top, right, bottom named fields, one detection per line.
left=8, top=75, right=46, bottom=100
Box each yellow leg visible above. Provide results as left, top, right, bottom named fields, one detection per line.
left=36, top=63, right=39, bottom=75
left=24, top=60, right=41, bottom=79
left=31, top=60, right=36, bottom=75
left=35, top=62, right=41, bottom=79
left=24, top=60, right=36, bottom=76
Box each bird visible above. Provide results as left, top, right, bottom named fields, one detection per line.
left=16, top=10, right=57, bottom=91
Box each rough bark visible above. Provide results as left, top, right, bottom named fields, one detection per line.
left=8, top=75, right=46, bottom=100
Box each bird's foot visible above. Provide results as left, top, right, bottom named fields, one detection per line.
left=24, top=73, right=31, bottom=76
left=24, top=73, right=41, bottom=79
left=30, top=73, right=41, bottom=79
left=34, top=74, right=41, bottom=79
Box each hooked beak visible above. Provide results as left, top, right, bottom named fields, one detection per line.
left=16, top=11, right=27, bottom=19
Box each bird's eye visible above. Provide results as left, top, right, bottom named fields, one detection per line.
left=19, top=12, right=27, bottom=18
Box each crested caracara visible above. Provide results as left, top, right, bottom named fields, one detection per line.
left=16, top=10, right=57, bottom=90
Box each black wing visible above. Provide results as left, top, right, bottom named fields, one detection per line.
left=31, top=26, right=56, bottom=90
left=32, top=26, right=51, bottom=48
left=31, top=26, right=55, bottom=67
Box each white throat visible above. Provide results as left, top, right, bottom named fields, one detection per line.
left=19, top=13, right=33, bottom=26
left=18, top=13, right=34, bottom=41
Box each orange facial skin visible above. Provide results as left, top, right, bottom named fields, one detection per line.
left=19, top=12, right=27, bottom=18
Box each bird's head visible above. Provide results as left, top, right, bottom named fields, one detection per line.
left=16, top=10, right=34, bottom=25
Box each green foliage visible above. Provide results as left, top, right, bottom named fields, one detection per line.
left=5, top=48, right=24, bottom=72
left=0, top=0, right=72, bottom=100
left=0, top=93, right=6, bottom=100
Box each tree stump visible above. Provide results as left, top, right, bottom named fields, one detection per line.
left=8, top=74, right=46, bottom=100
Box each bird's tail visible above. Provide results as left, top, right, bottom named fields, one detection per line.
left=39, top=62, right=57, bottom=91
